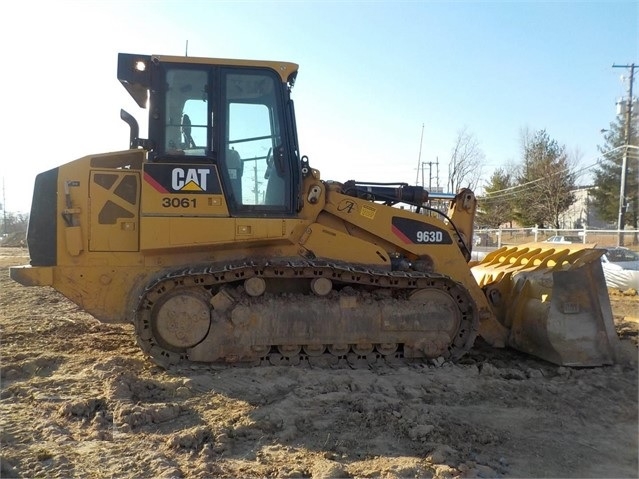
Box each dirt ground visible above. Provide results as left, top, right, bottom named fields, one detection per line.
left=1, top=247, right=637, bottom=479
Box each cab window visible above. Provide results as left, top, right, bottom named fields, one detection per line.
left=164, top=69, right=208, bottom=156
left=222, top=71, right=289, bottom=210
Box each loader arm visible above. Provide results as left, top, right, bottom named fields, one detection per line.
left=315, top=182, right=511, bottom=349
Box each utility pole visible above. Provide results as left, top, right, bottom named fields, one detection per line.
left=421, top=161, right=436, bottom=189
left=2, top=177, right=6, bottom=237
left=415, top=123, right=424, bottom=186
left=612, top=63, right=636, bottom=246
left=253, top=162, right=260, bottom=204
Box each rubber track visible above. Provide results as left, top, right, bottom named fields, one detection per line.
left=135, top=259, right=479, bottom=368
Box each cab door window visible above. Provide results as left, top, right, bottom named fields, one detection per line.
left=228, top=103, right=277, bottom=205
left=223, top=71, right=290, bottom=211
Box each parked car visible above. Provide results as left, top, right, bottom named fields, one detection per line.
left=473, top=233, right=495, bottom=247
left=544, top=235, right=583, bottom=244
left=600, top=247, right=639, bottom=291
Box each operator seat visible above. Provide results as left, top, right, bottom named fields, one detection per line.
left=226, top=149, right=243, bottom=204
left=264, top=147, right=286, bottom=206
left=264, top=170, right=285, bottom=206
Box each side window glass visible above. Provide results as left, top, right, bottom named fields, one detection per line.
left=165, top=69, right=208, bottom=156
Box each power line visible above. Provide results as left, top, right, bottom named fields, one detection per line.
left=478, top=145, right=631, bottom=202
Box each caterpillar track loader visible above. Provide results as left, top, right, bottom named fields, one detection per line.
left=10, top=53, right=621, bottom=368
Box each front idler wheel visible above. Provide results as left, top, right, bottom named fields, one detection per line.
left=151, top=288, right=212, bottom=352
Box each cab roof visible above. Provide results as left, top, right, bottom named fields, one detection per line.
left=118, top=52, right=299, bottom=108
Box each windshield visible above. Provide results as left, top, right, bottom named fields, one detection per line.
left=606, top=249, right=639, bottom=262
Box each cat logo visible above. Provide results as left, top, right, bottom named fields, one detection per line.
left=172, top=168, right=210, bottom=191
left=144, top=164, right=222, bottom=195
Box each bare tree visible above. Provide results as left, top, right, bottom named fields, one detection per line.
left=1, top=212, right=28, bottom=235
left=447, top=127, right=485, bottom=193
left=518, top=125, right=533, bottom=158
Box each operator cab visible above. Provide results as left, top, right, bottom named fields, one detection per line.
left=117, top=53, right=301, bottom=215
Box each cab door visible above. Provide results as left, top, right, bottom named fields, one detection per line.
left=220, top=68, right=295, bottom=216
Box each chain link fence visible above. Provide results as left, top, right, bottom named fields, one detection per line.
left=474, top=228, right=639, bottom=249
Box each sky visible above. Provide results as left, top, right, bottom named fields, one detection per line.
left=1, top=0, right=637, bottom=213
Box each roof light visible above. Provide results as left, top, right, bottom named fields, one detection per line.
left=134, top=60, right=147, bottom=72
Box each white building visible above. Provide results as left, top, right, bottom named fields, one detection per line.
left=558, top=187, right=611, bottom=229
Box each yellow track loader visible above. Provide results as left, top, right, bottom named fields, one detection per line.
left=10, top=53, right=621, bottom=367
